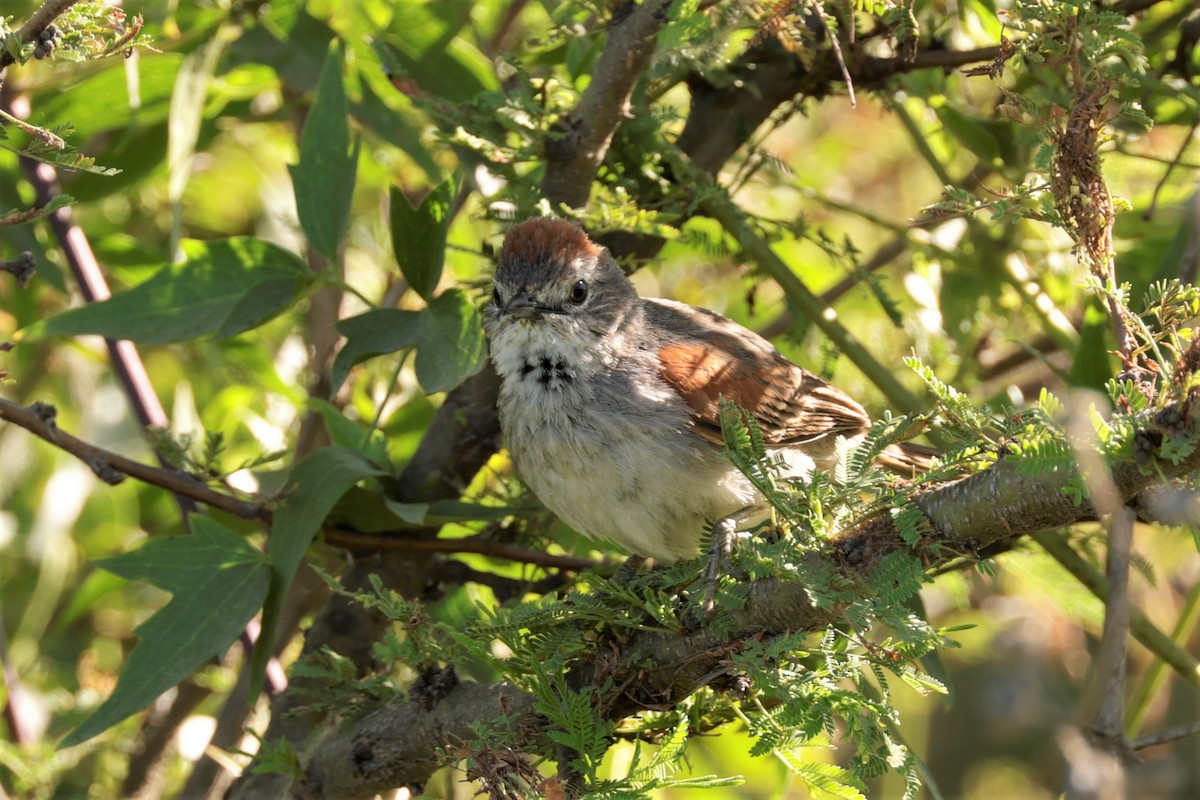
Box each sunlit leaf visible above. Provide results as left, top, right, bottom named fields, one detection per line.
left=62, top=518, right=270, bottom=747
left=331, top=288, right=485, bottom=394
left=19, top=238, right=313, bottom=344
left=389, top=174, right=458, bottom=300
left=251, top=447, right=384, bottom=698
left=289, top=42, right=359, bottom=261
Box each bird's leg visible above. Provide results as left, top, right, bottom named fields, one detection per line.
left=702, top=516, right=740, bottom=615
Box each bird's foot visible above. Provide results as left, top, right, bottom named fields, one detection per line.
left=702, top=516, right=741, bottom=616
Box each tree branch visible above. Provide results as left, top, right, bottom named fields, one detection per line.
left=1131, top=720, right=1200, bottom=751
left=0, top=0, right=80, bottom=72
left=297, top=396, right=1200, bottom=796
left=0, top=397, right=269, bottom=521
left=1089, top=508, right=1135, bottom=751
left=540, top=0, right=676, bottom=208
left=301, top=682, right=538, bottom=800
left=324, top=530, right=600, bottom=572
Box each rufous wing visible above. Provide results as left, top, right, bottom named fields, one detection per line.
left=656, top=340, right=871, bottom=446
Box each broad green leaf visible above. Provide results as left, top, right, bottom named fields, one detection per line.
left=331, top=288, right=485, bottom=394
left=350, top=76, right=441, bottom=180
left=325, top=488, right=429, bottom=531
left=331, top=308, right=422, bottom=391
left=385, top=497, right=432, bottom=525
left=934, top=105, right=1001, bottom=165
left=328, top=489, right=533, bottom=531
left=412, top=289, right=487, bottom=393
left=308, top=398, right=390, bottom=466
left=251, top=447, right=383, bottom=697
left=221, top=0, right=333, bottom=90
left=289, top=42, right=359, bottom=261
left=62, top=518, right=270, bottom=747
left=268, top=447, right=385, bottom=601
left=1069, top=300, right=1114, bottom=391
left=424, top=500, right=531, bottom=525
left=31, top=54, right=184, bottom=139
left=390, top=174, right=458, bottom=300
left=19, top=238, right=312, bottom=345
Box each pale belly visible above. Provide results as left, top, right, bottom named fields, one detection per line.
left=499, top=385, right=759, bottom=562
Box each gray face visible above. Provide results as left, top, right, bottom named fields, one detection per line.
left=485, top=219, right=637, bottom=341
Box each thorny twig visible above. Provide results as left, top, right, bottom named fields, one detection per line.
left=0, top=0, right=81, bottom=73
left=1131, top=720, right=1200, bottom=751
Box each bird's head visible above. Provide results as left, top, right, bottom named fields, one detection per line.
left=485, top=218, right=637, bottom=347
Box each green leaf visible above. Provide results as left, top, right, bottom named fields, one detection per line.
left=775, top=750, right=867, bottom=799
left=413, top=289, right=487, bottom=393
left=30, top=54, right=184, bottom=140
left=19, top=238, right=312, bottom=345
left=251, top=447, right=384, bottom=697
left=325, top=487, right=429, bottom=531
left=289, top=42, right=359, bottom=261
left=331, top=288, right=485, bottom=394
left=389, top=174, right=458, bottom=300
left=379, top=4, right=497, bottom=103
left=308, top=398, right=390, bottom=467
left=62, top=518, right=270, bottom=747
left=1069, top=299, right=1114, bottom=391
left=331, top=308, right=421, bottom=391
left=268, top=447, right=384, bottom=604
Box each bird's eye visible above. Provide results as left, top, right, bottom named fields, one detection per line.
left=492, top=285, right=502, bottom=306
left=568, top=280, right=588, bottom=305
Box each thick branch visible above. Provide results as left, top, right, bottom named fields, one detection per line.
left=540, top=0, right=675, bottom=208
left=301, top=682, right=537, bottom=800
left=298, top=398, right=1200, bottom=795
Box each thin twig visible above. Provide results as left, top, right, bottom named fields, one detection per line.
left=810, top=0, right=855, bottom=107
left=1130, top=720, right=1200, bottom=751
left=0, top=397, right=270, bottom=521
left=1126, top=576, right=1200, bottom=735
left=1143, top=121, right=1197, bottom=221
left=889, top=97, right=953, bottom=187
left=324, top=529, right=601, bottom=572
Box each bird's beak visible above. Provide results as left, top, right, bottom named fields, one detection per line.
left=504, top=290, right=541, bottom=319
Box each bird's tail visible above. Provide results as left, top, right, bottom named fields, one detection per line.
left=877, top=441, right=940, bottom=475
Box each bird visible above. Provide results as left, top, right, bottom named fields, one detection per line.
left=483, top=217, right=933, bottom=567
